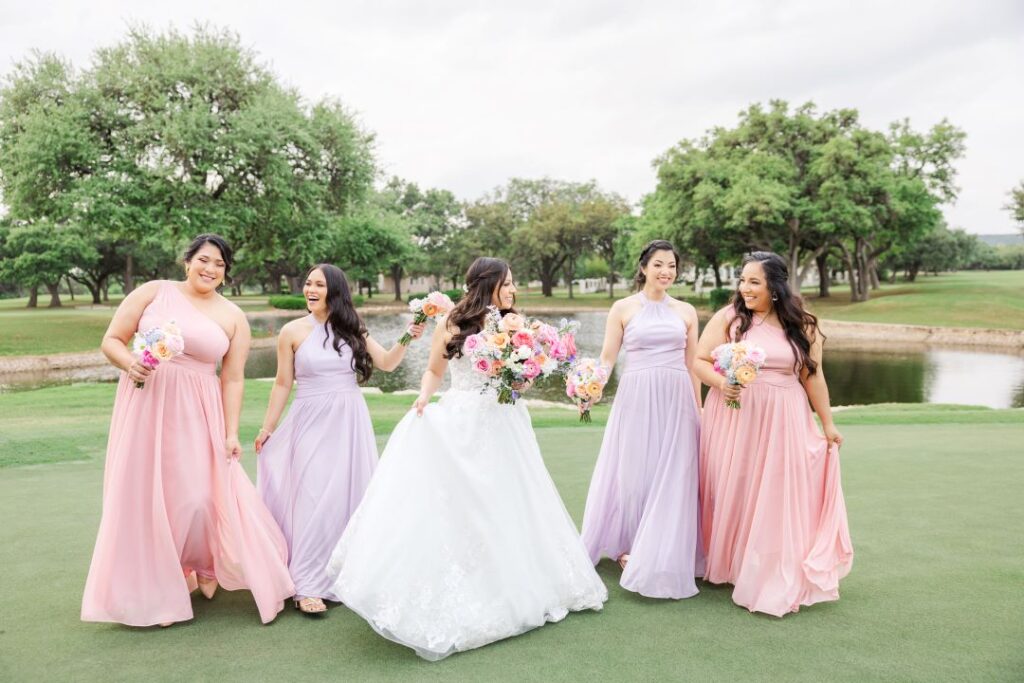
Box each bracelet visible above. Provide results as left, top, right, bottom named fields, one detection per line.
left=258, top=428, right=272, bottom=437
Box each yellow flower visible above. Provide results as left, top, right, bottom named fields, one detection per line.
left=490, top=332, right=510, bottom=348
left=153, top=340, right=173, bottom=361
left=585, top=381, right=604, bottom=400
left=735, top=364, right=757, bottom=386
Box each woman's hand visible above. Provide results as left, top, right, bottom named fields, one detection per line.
left=719, top=377, right=742, bottom=402
left=413, top=394, right=431, bottom=416
left=823, top=424, right=844, bottom=451
left=254, top=428, right=272, bottom=455
left=126, top=359, right=153, bottom=385
left=406, top=323, right=426, bottom=341
left=225, top=436, right=243, bottom=461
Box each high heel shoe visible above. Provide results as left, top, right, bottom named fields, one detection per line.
left=617, top=553, right=630, bottom=571
left=293, top=597, right=327, bottom=614
left=197, top=576, right=218, bottom=600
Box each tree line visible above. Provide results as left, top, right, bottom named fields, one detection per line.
left=0, top=27, right=1017, bottom=308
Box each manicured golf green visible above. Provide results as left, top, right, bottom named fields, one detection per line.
left=0, top=383, right=1021, bottom=681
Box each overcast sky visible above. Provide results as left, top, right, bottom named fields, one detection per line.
left=2, top=0, right=1022, bottom=233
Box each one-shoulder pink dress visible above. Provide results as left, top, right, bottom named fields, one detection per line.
left=700, top=308, right=853, bottom=617
left=81, top=281, right=294, bottom=626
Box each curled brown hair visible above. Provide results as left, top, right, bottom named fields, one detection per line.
left=444, top=257, right=516, bottom=359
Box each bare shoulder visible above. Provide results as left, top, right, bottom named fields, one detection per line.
left=670, top=298, right=698, bottom=319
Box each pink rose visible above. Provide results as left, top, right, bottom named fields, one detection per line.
left=463, top=334, right=482, bottom=353
left=511, top=331, right=534, bottom=349
left=141, top=349, right=159, bottom=369
left=501, top=313, right=525, bottom=332
left=747, top=348, right=766, bottom=364
left=473, top=358, right=491, bottom=374
left=522, top=358, right=541, bottom=380
left=566, top=381, right=576, bottom=398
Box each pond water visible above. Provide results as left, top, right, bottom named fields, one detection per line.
left=4, top=311, right=1023, bottom=409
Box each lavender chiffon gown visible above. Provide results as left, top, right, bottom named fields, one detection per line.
left=580, top=292, right=705, bottom=598
left=257, top=316, right=378, bottom=601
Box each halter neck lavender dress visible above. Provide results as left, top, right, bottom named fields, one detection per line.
left=257, top=315, right=378, bottom=601
left=581, top=292, right=705, bottom=598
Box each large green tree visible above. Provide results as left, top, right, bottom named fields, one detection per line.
left=1006, top=180, right=1024, bottom=236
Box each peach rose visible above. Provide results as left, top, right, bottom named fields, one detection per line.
left=501, top=313, right=525, bottom=332
left=735, top=365, right=758, bottom=386
left=153, top=340, right=173, bottom=361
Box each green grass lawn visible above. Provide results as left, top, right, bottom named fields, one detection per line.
left=804, top=270, right=1024, bottom=329
left=0, top=384, right=1021, bottom=681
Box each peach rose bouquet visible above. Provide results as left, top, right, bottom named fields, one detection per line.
left=130, top=320, right=185, bottom=389
left=401, top=291, right=455, bottom=345
left=464, top=307, right=578, bottom=404
left=710, top=341, right=766, bottom=409
left=565, top=357, right=609, bottom=423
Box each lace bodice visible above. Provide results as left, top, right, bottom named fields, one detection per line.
left=448, top=354, right=486, bottom=392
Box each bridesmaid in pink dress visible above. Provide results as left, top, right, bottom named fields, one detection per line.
left=696, top=251, right=853, bottom=617
left=81, top=234, right=294, bottom=627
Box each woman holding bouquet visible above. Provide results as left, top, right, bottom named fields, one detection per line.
left=695, top=251, right=853, bottom=617
left=325, top=257, right=606, bottom=661
left=254, top=264, right=424, bottom=615
left=82, top=234, right=294, bottom=627
left=580, top=240, right=705, bottom=599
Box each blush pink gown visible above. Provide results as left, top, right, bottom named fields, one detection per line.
left=81, top=281, right=294, bottom=626
left=700, top=308, right=853, bottom=617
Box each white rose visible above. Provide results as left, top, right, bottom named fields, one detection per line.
left=409, top=298, right=424, bottom=313
left=516, top=345, right=532, bottom=360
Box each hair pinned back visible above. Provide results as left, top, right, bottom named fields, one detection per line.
left=634, top=239, right=681, bottom=290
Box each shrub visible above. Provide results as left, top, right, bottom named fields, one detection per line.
left=269, top=294, right=366, bottom=309
left=269, top=295, right=307, bottom=310
left=709, top=287, right=733, bottom=310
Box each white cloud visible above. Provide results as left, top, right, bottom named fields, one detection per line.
left=1, top=0, right=1021, bottom=232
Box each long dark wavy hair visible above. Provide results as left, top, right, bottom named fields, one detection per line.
left=731, top=251, right=823, bottom=376
left=309, top=264, right=373, bottom=383
left=444, top=257, right=516, bottom=359
left=634, top=239, right=681, bottom=290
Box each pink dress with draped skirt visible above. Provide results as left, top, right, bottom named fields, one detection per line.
left=699, top=308, right=853, bottom=616
left=81, top=281, right=294, bottom=626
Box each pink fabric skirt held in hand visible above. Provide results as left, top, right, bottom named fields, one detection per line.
left=81, top=281, right=294, bottom=626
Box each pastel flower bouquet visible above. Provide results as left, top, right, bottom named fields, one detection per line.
left=464, top=308, right=579, bottom=405
left=710, top=341, right=766, bottom=409
left=565, top=357, right=609, bottom=423
left=130, top=321, right=185, bottom=389
left=401, top=291, right=455, bottom=345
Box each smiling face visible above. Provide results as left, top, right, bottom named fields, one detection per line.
left=303, top=268, right=329, bottom=315
left=642, top=249, right=677, bottom=292
left=185, top=243, right=226, bottom=293
left=739, top=261, right=772, bottom=313
left=491, top=268, right=517, bottom=309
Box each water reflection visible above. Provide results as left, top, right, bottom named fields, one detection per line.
left=3, top=310, right=1022, bottom=409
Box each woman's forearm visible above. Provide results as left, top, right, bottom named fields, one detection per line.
left=260, top=382, right=293, bottom=433
left=101, top=336, right=134, bottom=372
left=804, top=374, right=835, bottom=428
left=375, top=343, right=409, bottom=372
left=221, top=376, right=245, bottom=438
left=418, top=369, right=443, bottom=401
left=693, top=358, right=723, bottom=389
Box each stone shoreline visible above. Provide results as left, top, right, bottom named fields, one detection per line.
left=0, top=314, right=1020, bottom=375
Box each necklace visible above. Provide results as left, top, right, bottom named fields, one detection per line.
left=752, top=311, right=770, bottom=326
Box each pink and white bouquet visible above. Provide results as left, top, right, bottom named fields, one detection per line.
left=710, top=341, right=766, bottom=409
left=565, top=357, right=609, bottom=423
left=463, top=308, right=579, bottom=405
left=400, top=291, right=455, bottom=345
left=130, top=320, right=185, bottom=389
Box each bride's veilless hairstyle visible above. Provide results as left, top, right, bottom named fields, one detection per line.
left=444, top=257, right=516, bottom=360
left=731, top=251, right=823, bottom=376
left=311, top=263, right=373, bottom=384
left=634, top=239, right=682, bottom=290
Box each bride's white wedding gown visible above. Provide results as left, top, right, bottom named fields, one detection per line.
left=326, top=354, right=607, bottom=660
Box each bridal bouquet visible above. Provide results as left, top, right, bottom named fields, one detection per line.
left=400, top=291, right=455, bottom=345
left=565, top=357, right=609, bottom=423
left=464, top=308, right=579, bottom=404
left=130, top=320, right=185, bottom=389
left=710, top=341, right=766, bottom=409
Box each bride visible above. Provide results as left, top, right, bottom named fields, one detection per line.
left=326, top=257, right=607, bottom=660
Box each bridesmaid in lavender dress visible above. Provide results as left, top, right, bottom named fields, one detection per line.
left=254, top=264, right=423, bottom=614
left=580, top=240, right=705, bottom=599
